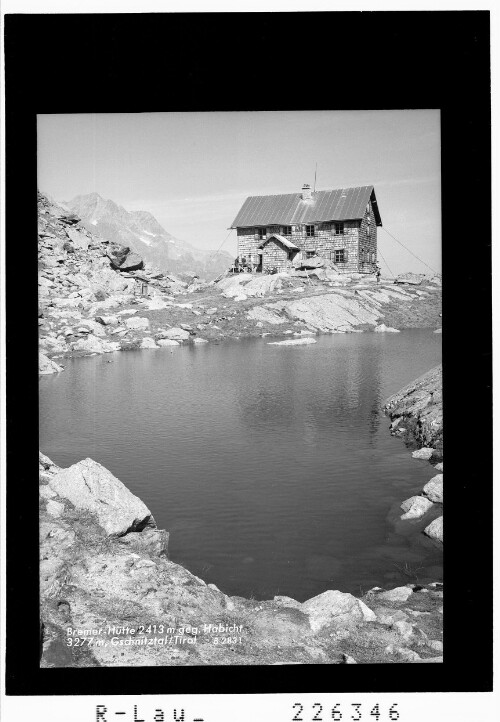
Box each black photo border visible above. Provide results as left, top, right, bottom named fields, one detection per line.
left=4, top=10, right=492, bottom=696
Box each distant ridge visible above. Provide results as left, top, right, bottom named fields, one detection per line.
left=65, top=193, right=232, bottom=280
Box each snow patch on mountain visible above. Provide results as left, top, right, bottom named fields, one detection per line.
left=65, top=193, right=232, bottom=280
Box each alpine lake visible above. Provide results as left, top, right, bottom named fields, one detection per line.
left=40, top=329, right=442, bottom=602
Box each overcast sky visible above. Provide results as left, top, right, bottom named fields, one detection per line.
left=38, top=110, right=441, bottom=275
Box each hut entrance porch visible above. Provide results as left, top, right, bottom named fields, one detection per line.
left=259, top=234, right=300, bottom=274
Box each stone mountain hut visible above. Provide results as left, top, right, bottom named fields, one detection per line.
left=230, top=184, right=382, bottom=274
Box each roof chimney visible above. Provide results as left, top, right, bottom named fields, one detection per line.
left=301, top=183, right=312, bottom=201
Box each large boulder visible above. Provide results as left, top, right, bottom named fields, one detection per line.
left=72, top=334, right=121, bottom=354
left=119, top=252, right=144, bottom=272
left=39, top=352, right=64, bottom=375
left=298, top=255, right=325, bottom=269
left=424, top=516, right=443, bottom=543
left=302, top=590, right=376, bottom=631
left=107, top=243, right=130, bottom=267
left=267, top=337, right=317, bottom=346
left=57, top=212, right=80, bottom=225
left=157, top=327, right=190, bottom=341
left=394, top=273, right=423, bottom=285
left=157, top=338, right=180, bottom=347
left=374, top=324, right=400, bottom=333
left=106, top=242, right=144, bottom=272
left=125, top=316, right=150, bottom=330
left=400, top=495, right=434, bottom=519
left=48, top=458, right=156, bottom=536
left=423, top=474, right=443, bottom=503
left=412, top=447, right=434, bottom=460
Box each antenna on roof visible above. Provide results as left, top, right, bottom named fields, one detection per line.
left=313, top=163, right=317, bottom=193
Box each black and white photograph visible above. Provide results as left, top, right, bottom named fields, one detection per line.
left=1, top=6, right=494, bottom=722
left=36, top=109, right=444, bottom=669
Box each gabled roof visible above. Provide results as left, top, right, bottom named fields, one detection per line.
left=231, top=186, right=382, bottom=228
left=259, top=233, right=299, bottom=251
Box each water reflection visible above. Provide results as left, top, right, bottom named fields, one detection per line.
left=239, top=336, right=384, bottom=450
left=40, top=331, right=442, bottom=601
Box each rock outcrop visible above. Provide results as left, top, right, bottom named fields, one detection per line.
left=107, top=243, right=144, bottom=272
left=424, top=516, right=443, bottom=543
left=423, top=474, right=443, bottom=503
left=39, top=453, right=444, bottom=667
left=385, top=367, right=444, bottom=545
left=48, top=458, right=156, bottom=536
left=400, top=495, right=434, bottom=520
left=156, top=327, right=190, bottom=341
left=374, top=323, right=400, bottom=333
left=37, top=190, right=216, bottom=367
left=39, top=352, right=64, bottom=375
left=302, top=590, right=376, bottom=631
left=384, top=365, right=442, bottom=457
left=267, top=337, right=317, bottom=346
left=412, top=447, right=435, bottom=460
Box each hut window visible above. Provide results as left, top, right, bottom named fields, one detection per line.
left=306, top=251, right=316, bottom=258
left=334, top=249, right=346, bottom=263
left=281, top=226, right=292, bottom=236
left=334, top=222, right=344, bottom=235
left=256, top=227, right=266, bottom=240
left=305, top=224, right=315, bottom=237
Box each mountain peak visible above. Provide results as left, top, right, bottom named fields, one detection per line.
left=69, top=191, right=103, bottom=203
left=65, top=193, right=232, bottom=280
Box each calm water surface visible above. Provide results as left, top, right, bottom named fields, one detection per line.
left=40, top=330, right=442, bottom=601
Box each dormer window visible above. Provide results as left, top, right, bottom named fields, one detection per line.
left=281, top=226, right=292, bottom=236
left=334, top=222, right=344, bottom=235
left=256, top=227, right=266, bottom=240
left=305, top=225, right=315, bottom=237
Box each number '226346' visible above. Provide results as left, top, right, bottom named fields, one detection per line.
left=292, top=702, right=400, bottom=721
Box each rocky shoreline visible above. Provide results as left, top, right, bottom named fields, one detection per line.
left=384, top=365, right=443, bottom=544
left=38, top=191, right=442, bottom=373
left=40, top=449, right=443, bottom=667
left=38, top=190, right=443, bottom=666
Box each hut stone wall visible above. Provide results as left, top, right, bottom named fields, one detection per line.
left=236, top=207, right=378, bottom=274
left=358, top=201, right=378, bottom=273
left=236, top=228, right=261, bottom=265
